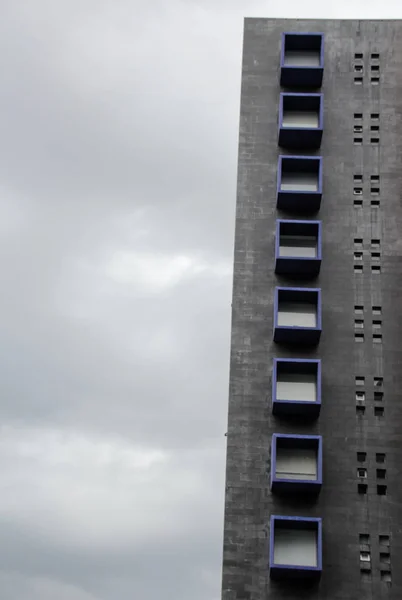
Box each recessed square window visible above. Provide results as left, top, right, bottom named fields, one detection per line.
left=360, top=534, right=370, bottom=544
left=360, top=551, right=371, bottom=561
left=354, top=64, right=363, bottom=72
left=371, top=187, right=380, bottom=195
left=371, top=253, right=381, bottom=261
left=371, top=240, right=380, bottom=250
left=358, top=483, right=368, bottom=494
left=371, top=53, right=379, bottom=59
left=371, top=64, right=380, bottom=71
left=356, top=376, right=365, bottom=386
left=354, top=252, right=363, bottom=261
left=380, top=552, right=390, bottom=563
left=357, top=467, right=367, bottom=478
left=272, top=358, right=321, bottom=418
left=354, top=199, right=363, bottom=207
left=375, top=406, right=384, bottom=417
left=355, top=305, right=364, bottom=314
left=277, top=155, right=322, bottom=212
left=354, top=265, right=363, bottom=273
left=373, top=306, right=382, bottom=316
left=371, top=200, right=380, bottom=207
left=376, top=468, right=386, bottom=479
left=371, top=113, right=380, bottom=120
left=354, top=137, right=363, bottom=145
left=371, top=125, right=380, bottom=132
left=354, top=175, right=363, bottom=183
left=354, top=187, right=363, bottom=195
left=354, top=238, right=363, bottom=248
left=279, top=93, right=323, bottom=149
left=380, top=570, right=392, bottom=583
left=355, top=333, right=364, bottom=342
left=271, top=434, right=322, bottom=493
left=356, top=405, right=366, bottom=415
left=269, top=516, right=322, bottom=580
left=374, top=391, right=384, bottom=402
left=379, top=535, right=390, bottom=547
left=373, top=334, right=382, bottom=343
left=355, top=319, right=364, bottom=328
left=371, top=77, right=380, bottom=84
left=354, top=77, right=363, bottom=84
left=281, top=33, right=324, bottom=87
left=376, top=453, right=386, bottom=463
left=374, top=376, right=383, bottom=386
left=371, top=265, right=381, bottom=274
left=353, top=125, right=363, bottom=133
left=377, top=484, right=387, bottom=496
left=372, top=320, right=382, bottom=328
left=354, top=112, right=363, bottom=119
left=274, top=287, right=321, bottom=345
left=371, top=137, right=380, bottom=144
left=275, top=220, right=321, bottom=276
left=356, top=390, right=365, bottom=403
left=357, top=452, right=367, bottom=462
left=371, top=175, right=380, bottom=182
left=355, top=52, right=363, bottom=59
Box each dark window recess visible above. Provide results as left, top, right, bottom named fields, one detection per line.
left=355, top=333, right=364, bottom=342
left=373, top=334, right=382, bottom=343
left=371, top=64, right=380, bottom=71
left=380, top=570, right=392, bottom=583
left=355, top=305, right=364, bottom=314
left=356, top=376, right=365, bottom=385
left=371, top=253, right=381, bottom=260
left=379, top=535, right=390, bottom=546
left=354, top=112, right=363, bottom=119
left=371, top=137, right=380, bottom=144
left=371, top=125, right=380, bottom=132
left=357, top=452, right=367, bottom=462
left=354, top=252, right=363, bottom=260
left=356, top=390, right=365, bottom=403
left=354, top=125, right=363, bottom=133
left=356, top=405, right=366, bottom=415
left=358, top=483, right=368, bottom=494
left=375, top=406, right=384, bottom=417
left=354, top=65, right=363, bottom=73
left=354, top=200, right=363, bottom=207
left=371, top=266, right=381, bottom=274
left=371, top=175, right=380, bottom=182
left=377, top=469, right=386, bottom=479
left=354, top=265, right=363, bottom=273
left=371, top=77, right=380, bottom=84
left=371, top=112, right=380, bottom=120
left=372, top=306, right=382, bottom=315
left=374, top=391, right=384, bottom=402
left=355, top=52, right=363, bottom=59
left=360, top=533, right=370, bottom=544
left=370, top=187, right=380, bottom=195
left=371, top=53, right=380, bottom=59
left=377, top=484, right=387, bottom=496
left=374, top=377, right=383, bottom=386
left=371, top=239, right=381, bottom=249
left=354, top=238, right=363, bottom=248
left=354, top=176, right=363, bottom=184
left=357, top=467, right=367, bottom=478
left=360, top=551, right=371, bottom=561
left=372, top=319, right=382, bottom=328
left=354, top=187, right=363, bottom=195
left=376, top=453, right=386, bottom=463
left=371, top=200, right=380, bottom=207
left=354, top=137, right=363, bottom=144
left=355, top=319, right=364, bottom=328
left=380, top=552, right=390, bottom=563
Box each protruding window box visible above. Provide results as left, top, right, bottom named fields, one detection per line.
left=277, top=156, right=322, bottom=213
left=272, top=358, right=321, bottom=418
left=280, top=33, right=324, bottom=88
left=274, top=287, right=321, bottom=345
left=271, top=434, right=322, bottom=494
left=270, top=516, right=322, bottom=581
left=278, top=93, right=323, bottom=149
left=275, top=220, right=321, bottom=276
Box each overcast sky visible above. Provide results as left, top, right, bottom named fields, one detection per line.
left=0, top=2, right=401, bottom=599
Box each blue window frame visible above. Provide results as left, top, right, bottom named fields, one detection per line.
left=280, top=33, right=324, bottom=88
left=273, top=287, right=322, bottom=345
left=272, top=358, right=321, bottom=418
left=269, top=516, right=322, bottom=580
left=278, top=93, right=323, bottom=149
left=277, top=155, right=322, bottom=213
left=275, top=219, right=321, bottom=276
left=271, top=434, right=323, bottom=494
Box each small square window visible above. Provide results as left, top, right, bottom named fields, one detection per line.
left=371, top=113, right=379, bottom=120
left=354, top=252, right=363, bottom=260
left=356, top=390, right=365, bottom=403
left=354, top=199, right=363, bottom=207
left=357, top=452, right=367, bottom=462
left=356, top=376, right=365, bottom=386
left=275, top=220, right=321, bottom=276
left=360, top=551, right=371, bottom=561
left=371, top=240, right=380, bottom=250
left=354, top=112, right=363, bottom=119
left=354, top=137, right=363, bottom=145
left=375, top=406, right=384, bottom=417
left=354, top=175, right=363, bottom=182
left=374, top=391, right=384, bottom=401
left=371, top=137, right=380, bottom=144
left=371, top=77, right=380, bottom=84
left=355, top=305, right=364, bottom=314
left=272, top=358, right=321, bottom=418
left=373, top=334, right=382, bottom=343
left=357, top=467, right=367, bottom=478
left=354, top=187, right=363, bottom=195
left=379, top=535, right=390, bottom=546
left=355, top=319, right=364, bottom=328
left=371, top=125, right=380, bottom=132
left=376, top=468, right=386, bottom=479
left=360, top=534, right=370, bottom=543
left=377, top=484, right=387, bottom=496
left=376, top=453, right=386, bottom=463
left=380, top=552, right=390, bottom=563
left=371, top=187, right=380, bottom=195
left=371, top=252, right=381, bottom=260
left=371, top=175, right=380, bottom=182
left=354, top=265, right=363, bottom=273
left=354, top=238, right=363, bottom=248
left=371, top=53, right=379, bottom=59
left=371, top=265, right=381, bottom=274
left=274, top=287, right=321, bottom=345
left=354, top=64, right=363, bottom=72
left=277, top=155, right=322, bottom=211
left=355, top=333, right=364, bottom=342
left=358, top=483, right=368, bottom=494
left=353, top=125, right=363, bottom=133
left=355, top=52, right=363, bottom=59
left=374, top=376, right=383, bottom=386
left=371, top=64, right=380, bottom=71
left=371, top=200, right=380, bottom=207
left=380, top=571, right=392, bottom=584
left=356, top=405, right=366, bottom=415
left=372, top=320, right=382, bottom=328
left=373, top=306, right=382, bottom=315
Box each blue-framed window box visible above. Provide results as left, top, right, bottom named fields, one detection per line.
left=272, top=358, right=321, bottom=418
left=280, top=33, right=324, bottom=88
left=278, top=93, right=323, bottom=150
left=271, top=434, right=322, bottom=494
left=275, top=220, right=321, bottom=276
left=269, top=516, right=322, bottom=581
left=274, top=287, right=322, bottom=345
left=277, top=156, right=322, bottom=213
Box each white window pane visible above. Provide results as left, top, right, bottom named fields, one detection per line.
left=274, top=528, right=317, bottom=567
left=277, top=373, right=317, bottom=402
left=275, top=447, right=317, bottom=480
left=284, top=51, right=321, bottom=67
left=278, top=302, right=317, bottom=327
left=281, top=172, right=318, bottom=191
left=282, top=111, right=319, bottom=128
left=279, top=235, right=317, bottom=258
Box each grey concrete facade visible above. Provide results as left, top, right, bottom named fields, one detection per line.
left=222, top=18, right=402, bottom=600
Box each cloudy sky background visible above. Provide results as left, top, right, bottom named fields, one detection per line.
left=0, top=2, right=400, bottom=599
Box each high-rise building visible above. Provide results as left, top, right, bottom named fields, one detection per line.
left=222, top=18, right=402, bottom=600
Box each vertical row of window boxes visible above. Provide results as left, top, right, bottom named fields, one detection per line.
left=269, top=32, right=324, bottom=583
